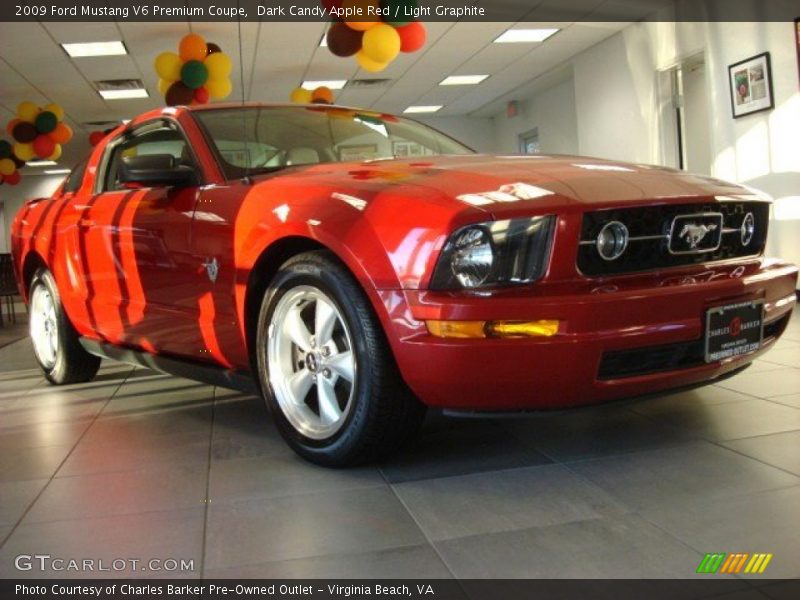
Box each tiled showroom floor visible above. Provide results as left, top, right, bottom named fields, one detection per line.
left=0, top=309, right=798, bottom=581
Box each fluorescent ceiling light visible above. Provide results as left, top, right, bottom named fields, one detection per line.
left=302, top=80, right=347, bottom=90
left=45, top=169, right=71, bottom=175
left=319, top=34, right=327, bottom=47
left=494, top=28, right=559, bottom=43
left=27, top=160, right=58, bottom=167
left=403, top=105, right=442, bottom=114
left=99, top=89, right=149, bottom=100
left=440, top=75, right=489, bottom=86
left=62, top=41, right=127, bottom=57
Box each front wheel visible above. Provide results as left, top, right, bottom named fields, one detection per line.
left=256, top=251, right=425, bottom=466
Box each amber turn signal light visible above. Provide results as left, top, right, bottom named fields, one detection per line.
left=426, top=319, right=560, bottom=339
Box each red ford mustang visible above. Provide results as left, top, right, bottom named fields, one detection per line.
left=11, top=104, right=798, bottom=465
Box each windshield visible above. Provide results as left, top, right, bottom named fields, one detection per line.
left=193, top=106, right=473, bottom=178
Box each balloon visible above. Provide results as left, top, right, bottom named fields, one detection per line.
left=155, top=51, right=182, bottom=82
left=49, top=122, right=73, bottom=144
left=35, top=111, right=58, bottom=134
left=397, top=21, right=426, bottom=53
left=179, top=33, right=207, bottom=62
left=206, top=78, right=232, bottom=99
left=33, top=134, right=55, bottom=159
left=48, top=144, right=62, bottom=161
left=356, top=49, right=388, bottom=72
left=181, top=60, right=209, bottom=89
left=380, top=0, right=416, bottom=25
left=0, top=140, right=11, bottom=159
left=13, top=142, right=35, bottom=161
left=4, top=170, right=20, bottom=185
left=12, top=121, right=38, bottom=143
left=311, top=87, right=334, bottom=104
left=326, top=22, right=363, bottom=57
left=204, top=52, right=233, bottom=80
left=6, top=119, right=20, bottom=137
left=362, top=23, right=401, bottom=63
left=17, top=101, right=39, bottom=123
left=165, top=81, right=195, bottom=106
left=44, top=103, right=65, bottom=121
left=89, top=131, right=105, bottom=146
left=290, top=87, right=313, bottom=103
left=343, top=0, right=380, bottom=31
left=194, top=87, right=210, bottom=104
left=0, top=158, right=14, bottom=176
left=158, top=78, right=172, bottom=96
left=206, top=42, right=222, bottom=55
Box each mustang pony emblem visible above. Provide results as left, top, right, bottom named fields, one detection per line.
left=679, top=222, right=718, bottom=249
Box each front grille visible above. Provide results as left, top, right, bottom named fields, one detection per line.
left=578, top=201, right=769, bottom=277
left=597, top=312, right=790, bottom=380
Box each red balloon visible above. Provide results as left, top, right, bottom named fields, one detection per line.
left=165, top=81, right=195, bottom=106
left=194, top=87, right=210, bottom=104
left=326, top=22, right=363, bottom=57
left=4, top=170, right=20, bottom=185
left=89, top=131, right=105, bottom=146
left=397, top=21, right=426, bottom=53
left=32, top=134, right=55, bottom=159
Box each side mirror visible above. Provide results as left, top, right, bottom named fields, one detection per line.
left=118, top=154, right=197, bottom=187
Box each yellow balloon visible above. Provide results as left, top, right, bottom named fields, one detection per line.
left=154, top=52, right=182, bottom=82
left=157, top=78, right=172, bottom=96
left=13, top=142, right=35, bottom=161
left=204, top=52, right=233, bottom=80
left=289, top=87, right=313, bottom=103
left=48, top=144, right=62, bottom=161
left=17, top=101, right=39, bottom=123
left=206, top=78, right=232, bottom=100
left=44, top=103, right=65, bottom=122
left=0, top=158, right=15, bottom=176
left=362, top=23, right=401, bottom=64
left=356, top=50, right=388, bottom=73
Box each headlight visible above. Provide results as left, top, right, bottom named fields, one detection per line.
left=431, top=216, right=555, bottom=290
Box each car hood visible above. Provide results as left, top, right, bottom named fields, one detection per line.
left=263, top=154, right=763, bottom=219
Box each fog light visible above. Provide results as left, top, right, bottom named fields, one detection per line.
left=596, top=221, right=628, bottom=261
left=426, top=319, right=560, bottom=338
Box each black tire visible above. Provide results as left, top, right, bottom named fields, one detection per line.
left=29, top=268, right=101, bottom=385
left=256, top=250, right=425, bottom=467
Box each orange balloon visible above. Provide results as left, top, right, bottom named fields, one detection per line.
left=343, top=0, right=380, bottom=31
left=179, top=33, right=207, bottom=62
left=6, top=118, right=20, bottom=137
left=311, top=86, right=334, bottom=104
left=49, top=122, right=73, bottom=144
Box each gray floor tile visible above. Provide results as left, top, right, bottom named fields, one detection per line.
left=209, top=454, right=384, bottom=504
left=636, top=486, right=800, bottom=579
left=204, top=487, right=425, bottom=569
left=0, top=508, right=204, bottom=579
left=204, top=545, right=453, bottom=579
left=766, top=393, right=800, bottom=409
left=759, top=345, right=800, bottom=368
left=569, top=441, right=800, bottom=512
left=0, top=444, right=72, bottom=482
left=746, top=360, right=787, bottom=374
left=394, top=463, right=628, bottom=541
left=0, top=479, right=47, bottom=525
left=632, top=398, right=800, bottom=442
left=0, top=419, right=92, bottom=450
left=717, top=368, right=800, bottom=398
left=435, top=515, right=703, bottom=578
left=24, top=463, right=209, bottom=523
left=83, top=405, right=212, bottom=446
left=722, top=431, right=800, bottom=476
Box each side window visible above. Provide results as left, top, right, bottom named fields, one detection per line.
left=102, top=125, right=195, bottom=192
left=63, top=157, right=89, bottom=193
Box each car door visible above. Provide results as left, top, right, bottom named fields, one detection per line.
left=81, top=120, right=205, bottom=358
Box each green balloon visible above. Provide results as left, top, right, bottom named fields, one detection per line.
left=380, top=0, right=417, bottom=25
left=0, top=140, right=11, bottom=159
left=181, top=60, right=209, bottom=90
left=35, top=111, right=58, bottom=134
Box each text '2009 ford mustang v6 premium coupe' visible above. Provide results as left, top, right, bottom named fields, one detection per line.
left=11, top=104, right=798, bottom=465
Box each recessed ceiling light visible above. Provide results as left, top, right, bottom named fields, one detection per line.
left=45, top=169, right=71, bottom=175
left=440, top=75, right=489, bottom=86
left=403, top=105, right=443, bottom=114
left=62, top=41, right=127, bottom=57
left=302, top=80, right=347, bottom=90
left=99, top=89, right=149, bottom=100
left=27, top=160, right=58, bottom=167
left=494, top=28, right=559, bottom=43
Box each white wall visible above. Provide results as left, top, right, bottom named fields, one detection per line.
left=0, top=175, right=64, bottom=253
left=417, top=115, right=497, bottom=153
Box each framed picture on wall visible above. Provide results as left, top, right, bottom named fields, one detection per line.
left=728, top=52, right=774, bottom=118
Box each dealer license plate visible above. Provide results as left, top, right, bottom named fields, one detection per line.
left=704, top=301, right=763, bottom=363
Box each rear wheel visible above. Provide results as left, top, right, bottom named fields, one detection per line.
left=29, top=269, right=101, bottom=385
left=256, top=251, right=425, bottom=466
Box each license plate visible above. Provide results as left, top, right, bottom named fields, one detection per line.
left=705, top=301, right=763, bottom=363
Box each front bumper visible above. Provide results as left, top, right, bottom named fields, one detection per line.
left=378, top=259, right=798, bottom=410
